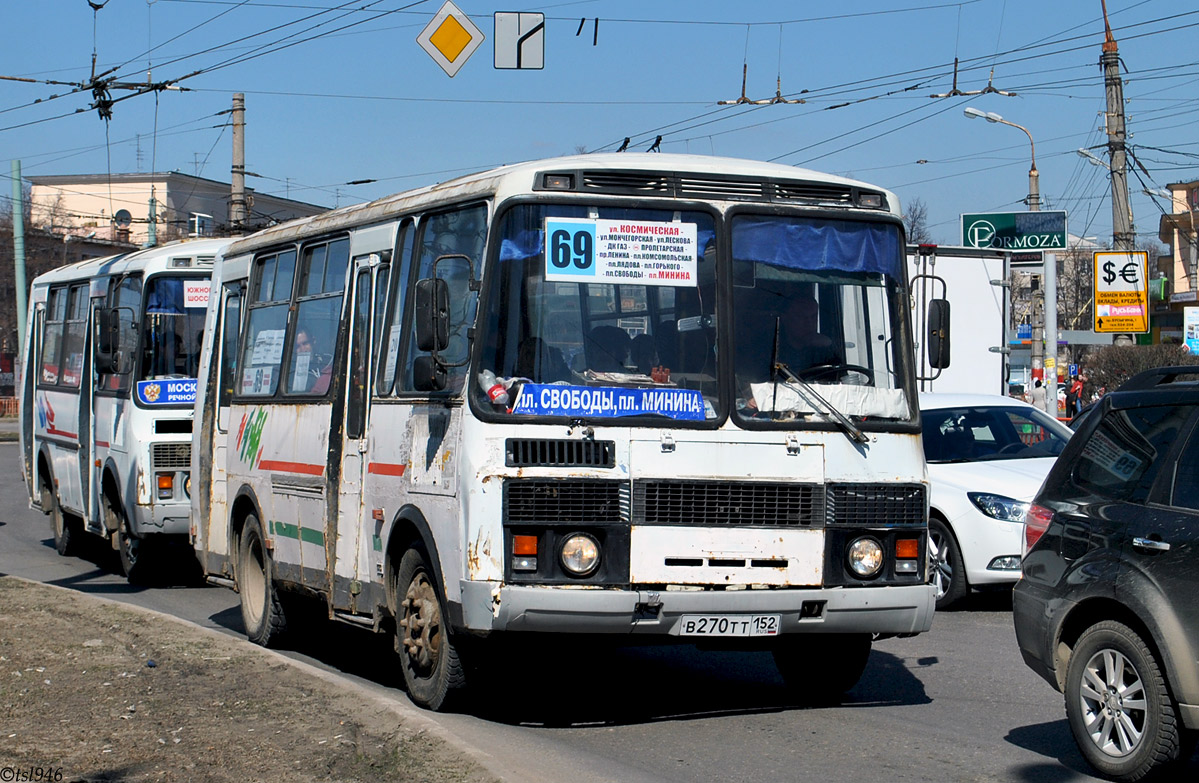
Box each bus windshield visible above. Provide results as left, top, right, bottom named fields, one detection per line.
left=141, top=276, right=209, bottom=381
left=476, top=203, right=720, bottom=422
left=475, top=205, right=913, bottom=426
left=730, top=214, right=913, bottom=424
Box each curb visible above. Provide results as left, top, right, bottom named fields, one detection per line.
left=3, top=574, right=508, bottom=782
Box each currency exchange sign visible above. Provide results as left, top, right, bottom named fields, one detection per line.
left=961, top=211, right=1067, bottom=251
left=1093, top=250, right=1149, bottom=333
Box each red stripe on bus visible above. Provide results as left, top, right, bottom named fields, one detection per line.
left=368, top=462, right=407, bottom=477
left=95, top=440, right=110, bottom=448
left=46, top=427, right=78, bottom=440
left=258, top=459, right=325, bottom=476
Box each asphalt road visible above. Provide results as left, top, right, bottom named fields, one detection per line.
left=3, top=441, right=1193, bottom=782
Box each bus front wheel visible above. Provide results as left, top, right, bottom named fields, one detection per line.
left=237, top=513, right=288, bottom=647
left=773, top=633, right=872, bottom=704
left=394, top=547, right=467, bottom=711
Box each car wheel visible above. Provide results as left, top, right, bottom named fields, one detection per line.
left=928, top=517, right=967, bottom=610
left=1065, top=620, right=1193, bottom=782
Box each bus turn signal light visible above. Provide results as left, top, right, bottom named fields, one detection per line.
left=895, top=538, right=919, bottom=559
left=513, top=535, right=538, bottom=556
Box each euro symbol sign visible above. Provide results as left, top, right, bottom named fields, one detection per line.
left=1120, top=261, right=1139, bottom=285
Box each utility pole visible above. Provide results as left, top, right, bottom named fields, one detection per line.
left=230, top=93, right=247, bottom=233
left=12, top=160, right=27, bottom=355
left=1100, top=0, right=1136, bottom=353
left=1101, top=2, right=1133, bottom=252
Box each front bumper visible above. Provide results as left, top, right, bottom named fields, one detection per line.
left=459, top=581, right=936, bottom=636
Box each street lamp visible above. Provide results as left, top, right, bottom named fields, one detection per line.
left=964, top=107, right=1040, bottom=211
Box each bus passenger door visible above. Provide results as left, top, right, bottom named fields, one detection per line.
left=207, top=282, right=242, bottom=569
left=332, top=261, right=375, bottom=612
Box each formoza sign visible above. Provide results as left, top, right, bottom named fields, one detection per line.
left=961, top=211, right=1067, bottom=250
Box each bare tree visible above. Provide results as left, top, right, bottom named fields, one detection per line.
left=1083, top=343, right=1199, bottom=397
left=903, top=197, right=932, bottom=244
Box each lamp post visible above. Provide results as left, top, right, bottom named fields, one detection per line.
left=964, top=107, right=1039, bottom=211
left=964, top=107, right=1057, bottom=412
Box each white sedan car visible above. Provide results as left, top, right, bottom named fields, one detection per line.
left=920, top=393, right=1073, bottom=610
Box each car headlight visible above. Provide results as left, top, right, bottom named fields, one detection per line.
left=847, top=537, right=884, bottom=578
left=967, top=492, right=1030, bottom=523
left=560, top=533, right=600, bottom=577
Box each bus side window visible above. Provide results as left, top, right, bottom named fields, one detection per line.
left=218, top=283, right=243, bottom=409
left=59, top=285, right=88, bottom=388
left=39, top=287, right=66, bottom=385
left=238, top=248, right=295, bottom=397
left=400, top=205, right=486, bottom=394
left=377, top=220, right=414, bottom=396
left=347, top=268, right=371, bottom=438
left=99, top=276, right=143, bottom=393
left=286, top=237, right=348, bottom=396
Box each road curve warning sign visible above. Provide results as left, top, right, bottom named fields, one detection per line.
left=1094, top=250, right=1149, bottom=334
left=417, top=1, right=484, bottom=78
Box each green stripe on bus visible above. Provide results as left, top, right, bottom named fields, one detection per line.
left=269, top=521, right=325, bottom=546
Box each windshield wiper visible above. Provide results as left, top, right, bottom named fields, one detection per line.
left=772, top=361, right=870, bottom=445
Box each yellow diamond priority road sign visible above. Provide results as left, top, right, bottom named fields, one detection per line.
left=417, top=1, right=484, bottom=78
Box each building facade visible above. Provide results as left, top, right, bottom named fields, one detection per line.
left=28, top=172, right=327, bottom=246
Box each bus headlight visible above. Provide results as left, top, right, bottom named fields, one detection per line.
left=847, top=537, right=884, bottom=578
left=560, top=534, right=600, bottom=577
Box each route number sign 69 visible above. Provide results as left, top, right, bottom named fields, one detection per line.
left=546, top=218, right=595, bottom=277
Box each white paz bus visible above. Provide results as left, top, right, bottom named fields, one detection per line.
left=191, top=154, right=948, bottom=710
left=19, top=238, right=228, bottom=580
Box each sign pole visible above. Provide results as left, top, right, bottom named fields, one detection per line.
left=1045, top=252, right=1058, bottom=416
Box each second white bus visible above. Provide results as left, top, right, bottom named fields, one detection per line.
left=20, top=238, right=229, bottom=580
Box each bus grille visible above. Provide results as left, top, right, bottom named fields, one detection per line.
left=504, top=480, right=625, bottom=523
left=633, top=480, right=824, bottom=527
left=505, top=438, right=615, bottom=468
left=152, top=442, right=192, bottom=471
left=826, top=484, right=925, bottom=526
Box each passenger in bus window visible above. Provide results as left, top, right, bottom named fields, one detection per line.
left=293, top=327, right=331, bottom=394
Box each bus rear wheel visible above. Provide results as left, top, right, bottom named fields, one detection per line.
left=394, top=547, right=467, bottom=711
left=42, top=478, right=77, bottom=557
left=237, top=513, right=288, bottom=647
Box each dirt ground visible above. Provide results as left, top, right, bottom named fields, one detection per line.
left=0, top=577, right=498, bottom=783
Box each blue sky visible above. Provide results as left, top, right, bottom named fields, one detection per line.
left=3, top=1, right=1196, bottom=246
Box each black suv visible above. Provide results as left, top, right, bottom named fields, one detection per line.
left=1014, top=366, right=1199, bottom=781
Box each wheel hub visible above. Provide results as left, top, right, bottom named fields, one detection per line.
left=399, top=574, right=441, bottom=671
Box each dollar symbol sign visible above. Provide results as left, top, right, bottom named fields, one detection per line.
left=1102, top=260, right=1116, bottom=284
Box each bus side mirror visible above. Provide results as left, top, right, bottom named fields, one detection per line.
left=927, top=298, right=951, bottom=369
left=414, top=278, right=450, bottom=353
left=412, top=354, right=447, bottom=392
left=95, top=307, right=135, bottom=375
left=95, top=308, right=120, bottom=374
